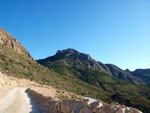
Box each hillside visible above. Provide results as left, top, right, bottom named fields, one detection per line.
left=131, top=69, right=150, bottom=85
left=105, top=64, right=143, bottom=84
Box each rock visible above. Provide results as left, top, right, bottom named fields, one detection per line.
left=0, top=28, right=32, bottom=58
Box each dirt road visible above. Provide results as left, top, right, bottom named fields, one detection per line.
left=0, top=88, right=43, bottom=113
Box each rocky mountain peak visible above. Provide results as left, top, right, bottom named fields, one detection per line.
left=0, top=28, right=32, bottom=58
left=125, top=69, right=132, bottom=73
left=38, top=48, right=113, bottom=74
left=56, top=48, right=93, bottom=61
left=56, top=48, right=79, bottom=56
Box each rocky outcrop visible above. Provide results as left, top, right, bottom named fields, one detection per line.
left=28, top=89, right=142, bottom=113
left=0, top=28, right=32, bottom=58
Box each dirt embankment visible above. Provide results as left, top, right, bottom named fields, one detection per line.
left=28, top=89, right=142, bottom=113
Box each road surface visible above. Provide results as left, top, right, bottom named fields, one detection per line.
left=0, top=88, right=43, bottom=113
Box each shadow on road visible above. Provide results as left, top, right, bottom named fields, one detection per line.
left=25, top=89, right=44, bottom=113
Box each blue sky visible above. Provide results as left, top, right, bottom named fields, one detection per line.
left=0, top=0, right=150, bottom=71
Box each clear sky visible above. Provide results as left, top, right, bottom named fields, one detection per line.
left=0, top=0, right=150, bottom=71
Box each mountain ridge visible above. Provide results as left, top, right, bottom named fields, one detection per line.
left=37, top=48, right=112, bottom=74
left=37, top=48, right=144, bottom=85
left=129, top=69, right=150, bottom=85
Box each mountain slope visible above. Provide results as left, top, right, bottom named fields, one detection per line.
left=37, top=48, right=143, bottom=84
left=131, top=69, right=150, bottom=85
left=106, top=64, right=143, bottom=84
left=38, top=48, right=112, bottom=74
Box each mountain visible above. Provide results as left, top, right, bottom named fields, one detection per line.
left=125, top=69, right=132, bottom=73
left=0, top=28, right=150, bottom=113
left=37, top=48, right=143, bottom=84
left=105, top=64, right=143, bottom=84
left=38, top=48, right=111, bottom=74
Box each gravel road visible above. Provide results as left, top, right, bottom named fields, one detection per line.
left=0, top=88, right=43, bottom=113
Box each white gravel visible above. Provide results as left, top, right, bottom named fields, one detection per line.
left=0, top=88, right=43, bottom=113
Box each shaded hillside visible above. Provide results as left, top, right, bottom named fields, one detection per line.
left=131, top=69, right=150, bottom=85
left=106, top=64, right=143, bottom=84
